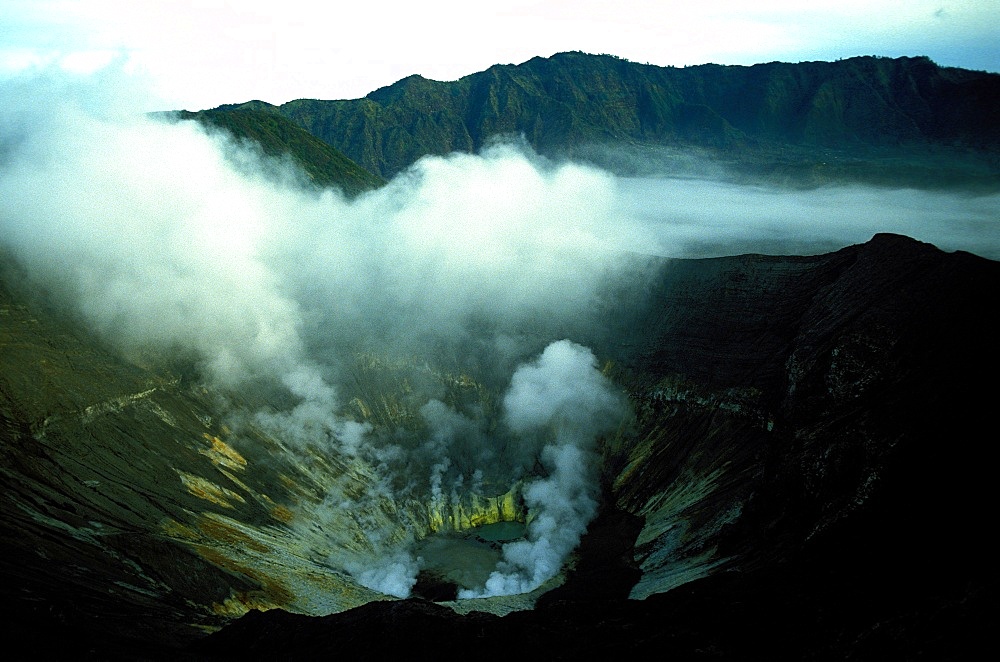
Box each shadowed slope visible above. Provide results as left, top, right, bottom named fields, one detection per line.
left=3, top=233, right=995, bottom=658
left=195, top=234, right=998, bottom=658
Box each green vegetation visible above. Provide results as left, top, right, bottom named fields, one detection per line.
left=208, top=53, right=999, bottom=190
left=176, top=108, right=386, bottom=196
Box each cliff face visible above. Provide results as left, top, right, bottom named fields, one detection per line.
left=606, top=234, right=997, bottom=595
left=2, top=234, right=997, bottom=658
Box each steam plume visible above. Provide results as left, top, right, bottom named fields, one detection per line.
left=460, top=340, right=627, bottom=597
left=2, top=68, right=998, bottom=600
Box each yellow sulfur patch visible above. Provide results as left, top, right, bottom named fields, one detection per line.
left=178, top=471, right=246, bottom=509
left=200, top=434, right=247, bottom=472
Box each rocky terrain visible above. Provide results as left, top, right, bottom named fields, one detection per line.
left=2, top=232, right=996, bottom=659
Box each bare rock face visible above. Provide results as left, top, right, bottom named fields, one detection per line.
left=2, top=234, right=997, bottom=659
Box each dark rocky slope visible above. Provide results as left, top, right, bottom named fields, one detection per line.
left=195, top=234, right=999, bottom=659
left=2, top=234, right=997, bottom=659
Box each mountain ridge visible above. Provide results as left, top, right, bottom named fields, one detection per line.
left=171, top=108, right=385, bottom=195
left=200, top=52, right=1000, bottom=188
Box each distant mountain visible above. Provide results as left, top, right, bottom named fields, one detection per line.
left=211, top=52, right=1000, bottom=189
left=174, top=108, right=386, bottom=195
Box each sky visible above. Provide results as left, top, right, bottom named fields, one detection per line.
left=1, top=0, right=998, bottom=111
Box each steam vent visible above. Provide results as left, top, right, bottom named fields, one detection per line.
left=2, top=231, right=996, bottom=659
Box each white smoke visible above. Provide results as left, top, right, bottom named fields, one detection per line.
left=472, top=443, right=595, bottom=596
left=254, top=365, right=373, bottom=455
left=342, top=340, right=629, bottom=599
left=0, top=78, right=310, bottom=388
left=345, top=550, right=421, bottom=599
left=459, top=340, right=627, bottom=598
left=3, top=67, right=999, bottom=600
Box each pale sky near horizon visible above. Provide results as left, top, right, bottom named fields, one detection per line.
left=1, top=0, right=998, bottom=111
